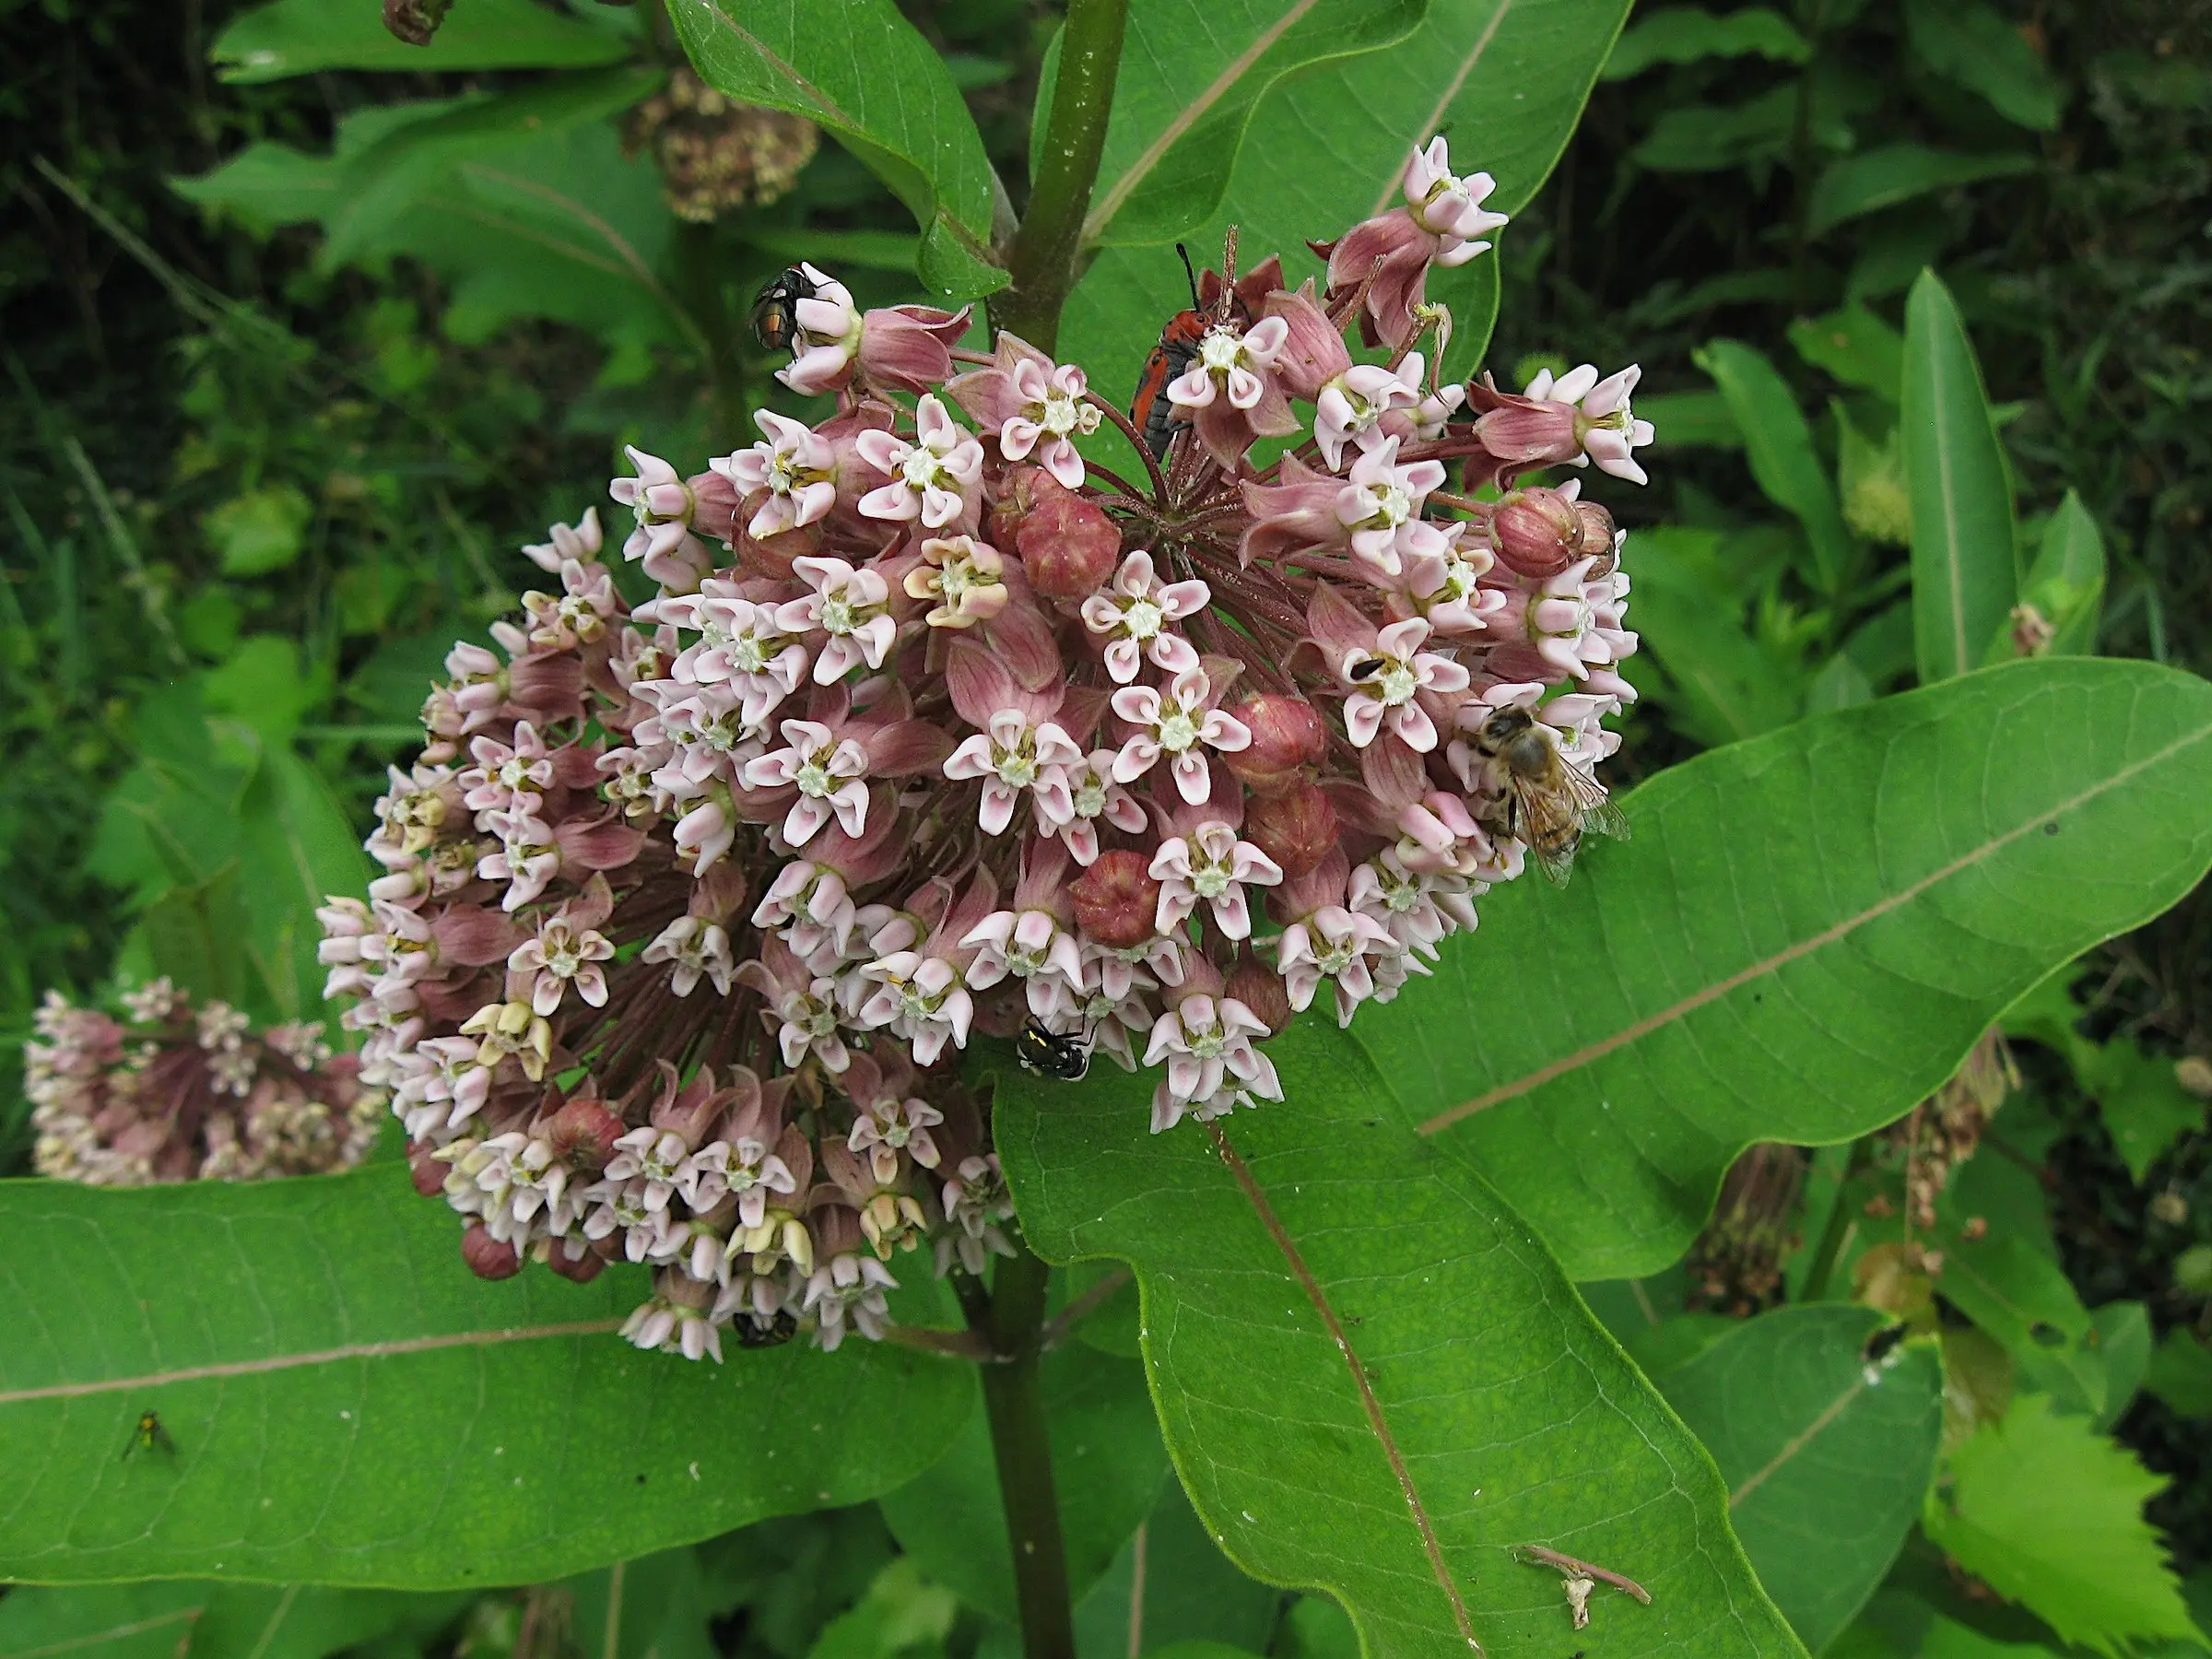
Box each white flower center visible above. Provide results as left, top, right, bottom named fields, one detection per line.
left=1198, top=329, right=1244, bottom=374
left=1185, top=1020, right=1226, bottom=1060
left=996, top=747, right=1038, bottom=787
left=1376, top=663, right=1418, bottom=705
left=728, top=633, right=770, bottom=672
left=1191, top=864, right=1231, bottom=900
left=1313, top=936, right=1358, bottom=975
left=1156, top=711, right=1199, bottom=752
left=794, top=758, right=835, bottom=798
left=900, top=448, right=947, bottom=490
left=1037, top=388, right=1085, bottom=437
left=819, top=596, right=855, bottom=634
left=1073, top=776, right=1107, bottom=817
left=1371, top=484, right=1413, bottom=527
left=1122, top=597, right=1163, bottom=640
left=544, top=937, right=581, bottom=977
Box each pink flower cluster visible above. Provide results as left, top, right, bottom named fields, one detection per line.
left=26, top=980, right=374, bottom=1184
left=319, top=135, right=1649, bottom=1360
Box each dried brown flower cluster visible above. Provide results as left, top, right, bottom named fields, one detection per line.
left=623, top=71, right=820, bottom=222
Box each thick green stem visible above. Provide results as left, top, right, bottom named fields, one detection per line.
left=992, top=0, right=1129, bottom=351
left=674, top=220, right=749, bottom=452
left=960, top=1245, right=1076, bottom=1659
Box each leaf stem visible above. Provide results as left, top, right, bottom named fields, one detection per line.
left=959, top=1242, right=1077, bottom=1659
left=1795, top=1135, right=1869, bottom=1302
left=993, top=0, right=1130, bottom=351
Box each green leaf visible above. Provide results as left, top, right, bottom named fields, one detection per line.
left=232, top=745, right=372, bottom=1018
left=1633, top=390, right=1742, bottom=450
left=0, top=1164, right=971, bottom=1585
left=1078, top=0, right=1428, bottom=249
left=879, top=1345, right=1169, bottom=1624
left=1601, top=6, right=1809, bottom=79
left=1901, top=0, right=2064, bottom=131
left=1924, top=1395, right=2199, bottom=1656
left=1903, top=270, right=2018, bottom=683
left=2144, top=1331, right=2212, bottom=1420
left=665, top=0, right=1006, bottom=300
left=2082, top=1041, right=2205, bottom=1184
left=1061, top=0, right=1630, bottom=397
left=1653, top=1308, right=1943, bottom=1653
left=2000, top=490, right=2105, bottom=661
left=212, top=0, right=635, bottom=82
left=1350, top=657, right=2212, bottom=1279
left=989, top=1034, right=1806, bottom=1659
left=203, top=484, right=313, bottom=575
left=1631, top=86, right=1827, bottom=175
left=0, top=1582, right=208, bottom=1659
left=1071, top=1480, right=1284, bottom=1658
left=1618, top=526, right=1811, bottom=746
left=1788, top=307, right=1904, bottom=404
left=139, top=864, right=253, bottom=1011
left=806, top=1559, right=959, bottom=1659
left=1808, top=147, right=2038, bottom=238
left=174, top=79, right=696, bottom=359
left=1696, top=338, right=1856, bottom=592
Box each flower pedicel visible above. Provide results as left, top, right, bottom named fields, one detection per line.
left=319, top=136, right=1653, bottom=1360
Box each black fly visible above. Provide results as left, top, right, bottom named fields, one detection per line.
left=1015, top=1018, right=1093, bottom=1082
left=1862, top=1323, right=1910, bottom=1367
left=1347, top=656, right=1386, bottom=682
left=750, top=265, right=819, bottom=354
left=734, top=1309, right=800, bottom=1349
left=123, top=1409, right=175, bottom=1461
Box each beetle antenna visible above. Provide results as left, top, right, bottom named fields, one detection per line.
left=1174, top=242, right=1199, bottom=310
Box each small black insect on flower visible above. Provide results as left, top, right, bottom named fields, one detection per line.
left=123, top=1409, right=175, bottom=1460
left=749, top=265, right=819, bottom=354
left=734, top=1308, right=800, bottom=1349
left=1015, top=1017, right=1093, bottom=1082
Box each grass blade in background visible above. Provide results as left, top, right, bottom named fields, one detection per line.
left=1903, top=269, right=2018, bottom=682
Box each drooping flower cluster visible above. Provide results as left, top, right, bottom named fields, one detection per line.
left=26, top=981, right=375, bottom=1184
left=320, top=135, right=1651, bottom=1359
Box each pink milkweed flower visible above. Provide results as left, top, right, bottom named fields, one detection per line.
left=1276, top=902, right=1400, bottom=1029
left=1469, top=362, right=1654, bottom=486
left=609, top=446, right=713, bottom=592
left=1143, top=985, right=1282, bottom=1132
left=460, top=721, right=554, bottom=817
left=1387, top=536, right=1506, bottom=637
left=776, top=263, right=863, bottom=395
left=521, top=508, right=603, bottom=573
left=856, top=302, right=972, bottom=395
left=902, top=534, right=1010, bottom=630
left=1335, top=437, right=1453, bottom=579
left=1350, top=848, right=1479, bottom=961
left=947, top=333, right=1102, bottom=490
left=1109, top=666, right=1252, bottom=805
left=1080, top=551, right=1210, bottom=684
left=1240, top=453, right=1354, bottom=566
left=507, top=876, right=618, bottom=1015
left=944, top=712, right=1083, bottom=835
left=1324, top=136, right=1509, bottom=348
left=777, top=556, right=899, bottom=682
left=641, top=914, right=736, bottom=997
left=736, top=935, right=852, bottom=1074
left=713, top=410, right=839, bottom=540
left=653, top=582, right=811, bottom=728
left=962, top=907, right=1087, bottom=1020
left=1314, top=355, right=1427, bottom=471
left=1488, top=554, right=1638, bottom=681
left=853, top=395, right=984, bottom=530
left=1149, top=821, right=1283, bottom=941
left=1308, top=588, right=1469, bottom=751
left=1049, top=749, right=1147, bottom=865
left=1164, top=316, right=1300, bottom=467
left=744, top=719, right=874, bottom=846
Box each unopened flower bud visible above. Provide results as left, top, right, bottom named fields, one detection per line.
left=1571, top=499, right=1619, bottom=574
left=461, top=1224, right=522, bottom=1280
left=688, top=468, right=742, bottom=547
left=1001, top=468, right=1123, bottom=600
left=1070, top=850, right=1163, bottom=947
left=1223, top=694, right=1327, bottom=793
left=1226, top=958, right=1293, bottom=1035
left=543, top=1094, right=627, bottom=1173
left=409, top=1144, right=448, bottom=1197
left=547, top=1241, right=608, bottom=1285
left=1488, top=488, right=1582, bottom=578
left=1243, top=781, right=1338, bottom=878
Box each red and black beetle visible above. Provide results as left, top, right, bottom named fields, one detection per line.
left=1129, top=244, right=1206, bottom=462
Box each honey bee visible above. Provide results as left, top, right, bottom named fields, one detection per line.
left=1470, top=706, right=1630, bottom=886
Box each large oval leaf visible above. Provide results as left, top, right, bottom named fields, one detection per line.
left=991, top=1037, right=1806, bottom=1659
left=1354, top=657, right=2212, bottom=1279
left=1652, top=1307, right=1943, bottom=1653
left=0, top=1165, right=970, bottom=1586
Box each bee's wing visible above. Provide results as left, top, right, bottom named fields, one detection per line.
left=1560, top=765, right=1632, bottom=842
left=1529, top=837, right=1581, bottom=888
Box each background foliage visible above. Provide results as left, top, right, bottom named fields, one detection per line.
left=3, top=0, right=2210, bottom=1656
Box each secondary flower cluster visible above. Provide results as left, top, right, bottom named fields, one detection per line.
left=26, top=981, right=375, bottom=1184
left=319, top=135, right=1650, bottom=1360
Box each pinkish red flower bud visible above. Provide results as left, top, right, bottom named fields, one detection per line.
left=1243, top=782, right=1338, bottom=878
left=1226, top=957, right=1293, bottom=1035
left=547, top=1241, right=608, bottom=1285
left=1018, top=477, right=1124, bottom=601
left=543, top=1094, right=627, bottom=1173
left=1070, top=850, right=1163, bottom=947
left=1488, top=488, right=1583, bottom=578
left=1573, top=499, right=1620, bottom=575
left=461, top=1224, right=522, bottom=1280
left=408, top=1143, right=448, bottom=1197
left=688, top=468, right=741, bottom=547
left=1223, top=693, right=1327, bottom=793
left=857, top=305, right=972, bottom=394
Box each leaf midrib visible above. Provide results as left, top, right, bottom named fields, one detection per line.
left=1415, top=712, right=2212, bottom=1134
